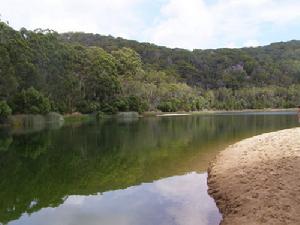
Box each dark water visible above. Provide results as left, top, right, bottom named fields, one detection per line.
left=0, top=112, right=298, bottom=225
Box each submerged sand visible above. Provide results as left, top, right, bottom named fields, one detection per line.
left=208, top=128, right=300, bottom=225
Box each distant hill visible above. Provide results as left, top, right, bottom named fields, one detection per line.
left=0, top=21, right=299, bottom=115
left=60, top=32, right=300, bottom=89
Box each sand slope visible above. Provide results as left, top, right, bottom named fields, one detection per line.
left=208, top=128, right=300, bottom=225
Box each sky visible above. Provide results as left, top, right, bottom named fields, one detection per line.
left=1, top=0, right=300, bottom=49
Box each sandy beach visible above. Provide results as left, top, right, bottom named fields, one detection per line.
left=208, top=127, right=300, bottom=225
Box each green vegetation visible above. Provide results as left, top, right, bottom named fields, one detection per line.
left=12, top=87, right=51, bottom=114
left=0, top=101, right=12, bottom=122
left=1, top=21, right=300, bottom=119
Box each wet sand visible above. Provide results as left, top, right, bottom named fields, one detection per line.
left=208, top=128, right=300, bottom=225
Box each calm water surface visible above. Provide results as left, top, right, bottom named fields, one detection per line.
left=0, top=112, right=298, bottom=225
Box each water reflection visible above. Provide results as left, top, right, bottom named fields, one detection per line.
left=8, top=173, right=221, bottom=225
left=0, top=112, right=298, bottom=224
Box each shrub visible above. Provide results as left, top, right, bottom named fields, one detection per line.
left=76, top=101, right=100, bottom=114
left=158, top=101, right=175, bottom=112
left=12, top=87, right=51, bottom=114
left=100, top=103, right=118, bottom=114
left=113, top=98, right=129, bottom=111
left=127, top=96, right=148, bottom=113
left=0, top=101, right=12, bottom=122
left=157, top=99, right=180, bottom=112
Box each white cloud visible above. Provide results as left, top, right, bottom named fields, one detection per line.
left=244, top=40, right=260, bottom=48
left=225, top=42, right=238, bottom=49
left=146, top=0, right=300, bottom=49
left=145, top=0, right=214, bottom=49
left=1, top=0, right=300, bottom=49
left=153, top=172, right=221, bottom=225
left=1, top=0, right=144, bottom=39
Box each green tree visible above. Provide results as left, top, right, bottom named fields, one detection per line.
left=112, top=47, right=143, bottom=76
left=127, top=95, right=148, bottom=113
left=84, top=47, right=121, bottom=106
left=0, top=46, right=18, bottom=100
left=0, top=101, right=12, bottom=121
left=12, top=87, right=51, bottom=114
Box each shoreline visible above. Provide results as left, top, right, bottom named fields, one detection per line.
left=143, top=108, right=298, bottom=117
left=1, top=109, right=297, bottom=128
left=207, top=128, right=300, bottom=225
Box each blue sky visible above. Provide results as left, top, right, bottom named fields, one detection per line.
left=2, top=0, right=300, bottom=49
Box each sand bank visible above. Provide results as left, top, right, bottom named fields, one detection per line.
left=208, top=128, right=300, bottom=225
left=156, top=113, right=190, bottom=117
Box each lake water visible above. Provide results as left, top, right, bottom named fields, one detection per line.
left=0, top=112, right=298, bottom=225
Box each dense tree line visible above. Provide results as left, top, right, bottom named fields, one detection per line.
left=60, top=33, right=300, bottom=89
left=0, top=21, right=299, bottom=120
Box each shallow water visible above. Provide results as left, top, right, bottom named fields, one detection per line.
left=0, top=112, right=298, bottom=225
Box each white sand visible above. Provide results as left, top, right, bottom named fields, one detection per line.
left=208, top=128, right=300, bottom=225
left=157, top=113, right=190, bottom=117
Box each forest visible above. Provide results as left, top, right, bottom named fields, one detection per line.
left=1, top=21, right=300, bottom=120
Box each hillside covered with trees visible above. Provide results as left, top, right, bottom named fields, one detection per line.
left=0, top=21, right=300, bottom=120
